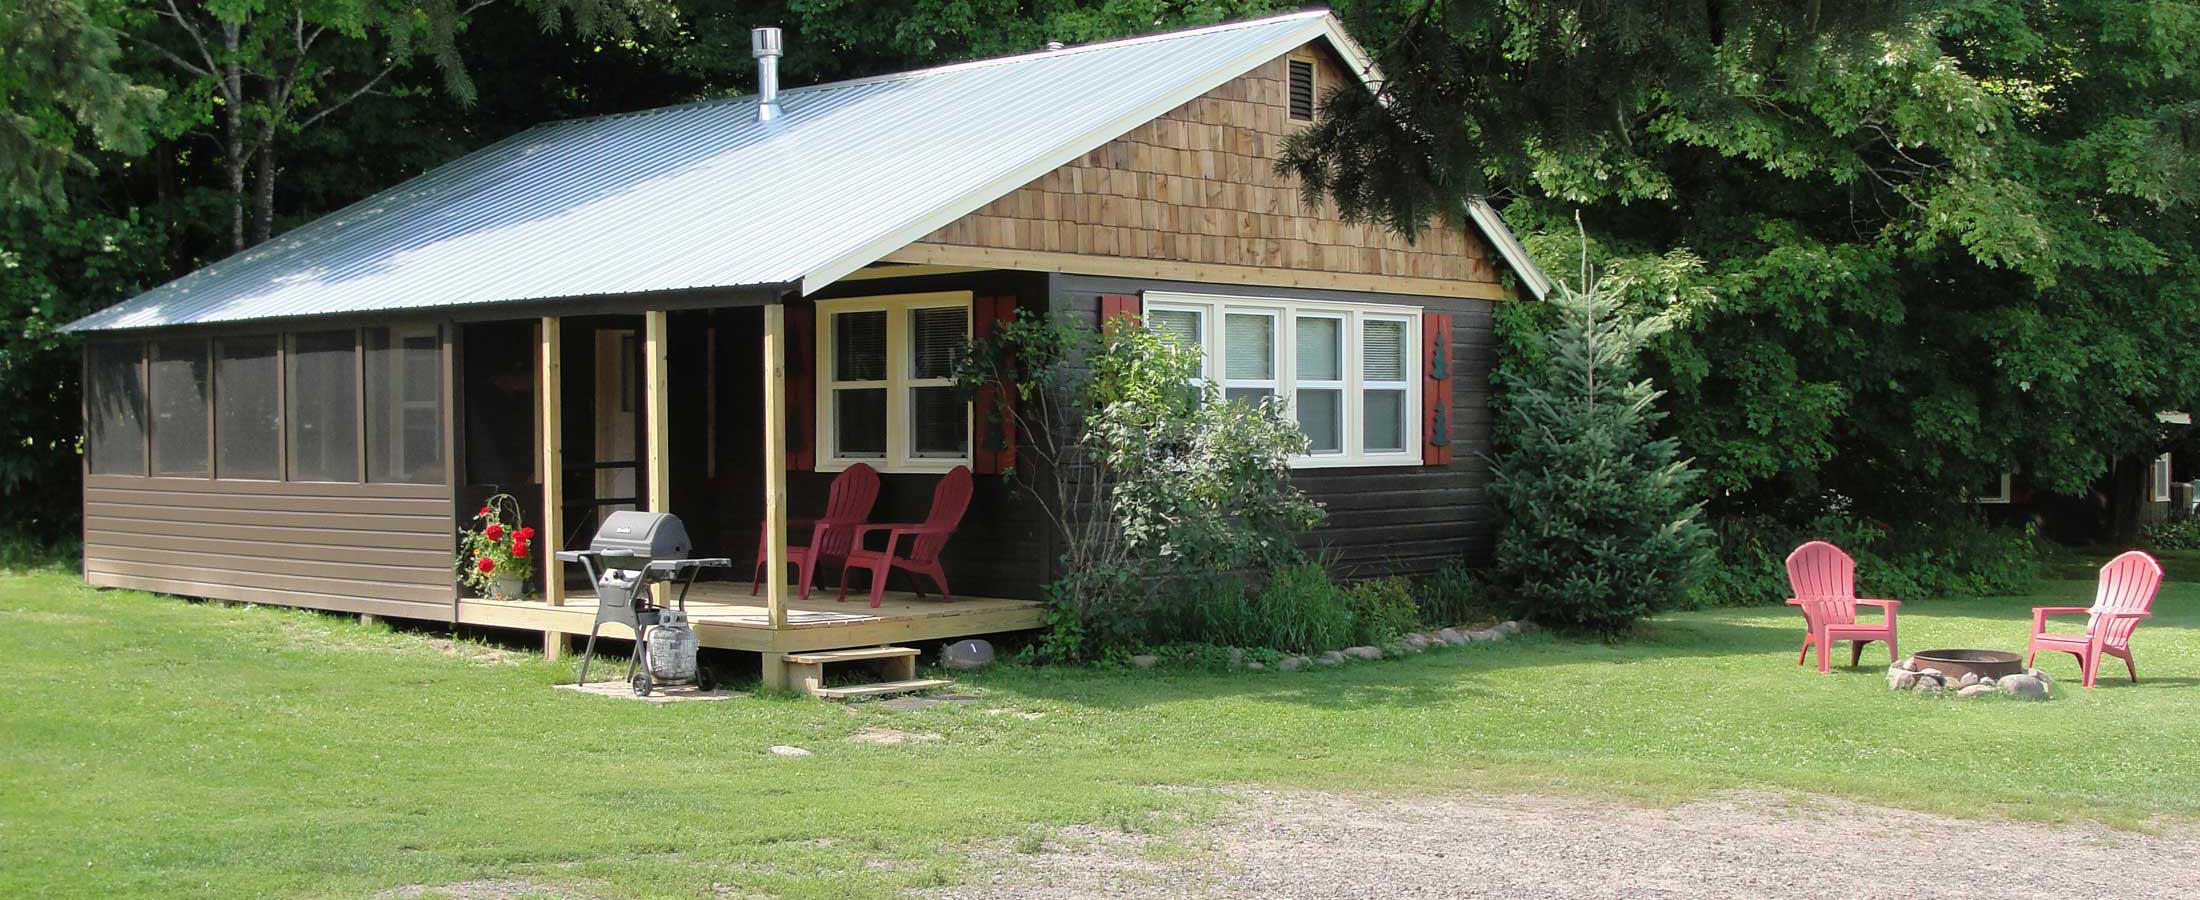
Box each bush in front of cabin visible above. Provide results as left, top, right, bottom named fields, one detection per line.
left=1490, top=273, right=1712, bottom=635
left=962, top=310, right=1326, bottom=660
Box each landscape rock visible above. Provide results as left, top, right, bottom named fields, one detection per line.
left=1245, top=661, right=1265, bottom=671
left=1958, top=673, right=1980, bottom=688
left=1466, top=629, right=1501, bottom=642
left=1998, top=674, right=2050, bottom=700
left=1957, top=684, right=1997, bottom=699
left=1344, top=646, right=1383, bottom=661
left=942, top=639, right=996, bottom=671
left=1316, top=651, right=1346, bottom=666
left=768, top=745, right=812, bottom=757
left=1436, top=628, right=1465, bottom=646
left=1887, top=667, right=1920, bottom=691
left=1129, top=654, right=1159, bottom=669
left=2028, top=668, right=2055, bottom=688
left=1912, top=678, right=1944, bottom=697
left=1278, top=656, right=1310, bottom=672
left=1228, top=648, right=1246, bottom=669
left=1403, top=634, right=1431, bottom=651
left=1493, top=621, right=1524, bottom=637
left=1896, top=657, right=1918, bottom=672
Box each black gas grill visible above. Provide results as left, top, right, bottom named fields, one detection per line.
left=554, top=510, right=730, bottom=694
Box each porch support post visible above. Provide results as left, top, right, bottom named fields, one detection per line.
left=644, top=310, right=672, bottom=606
left=760, top=303, right=792, bottom=690
left=540, top=316, right=566, bottom=659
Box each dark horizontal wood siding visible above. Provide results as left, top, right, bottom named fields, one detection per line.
left=83, top=474, right=457, bottom=618
left=1052, top=274, right=1498, bottom=580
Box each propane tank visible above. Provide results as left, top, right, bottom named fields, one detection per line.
left=646, top=610, right=700, bottom=683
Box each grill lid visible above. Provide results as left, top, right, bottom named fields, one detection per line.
left=588, top=510, right=693, bottom=565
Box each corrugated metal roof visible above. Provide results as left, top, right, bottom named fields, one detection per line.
left=67, top=10, right=1545, bottom=332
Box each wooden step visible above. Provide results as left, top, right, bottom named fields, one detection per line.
left=810, top=678, right=954, bottom=700
left=783, top=645, right=921, bottom=665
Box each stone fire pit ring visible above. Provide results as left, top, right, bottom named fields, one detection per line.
left=1887, top=650, right=2053, bottom=700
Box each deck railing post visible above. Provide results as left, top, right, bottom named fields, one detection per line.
left=644, top=310, right=673, bottom=607
left=762, top=303, right=792, bottom=689
left=540, top=316, right=566, bottom=658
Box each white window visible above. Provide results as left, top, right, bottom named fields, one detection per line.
left=1973, top=472, right=2013, bottom=505
left=2153, top=453, right=2173, bottom=503
left=817, top=292, right=972, bottom=472
left=1146, top=292, right=1421, bottom=467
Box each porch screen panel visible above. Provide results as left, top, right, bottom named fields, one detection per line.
left=216, top=337, right=281, bottom=479
left=86, top=342, right=147, bottom=475
left=288, top=330, right=359, bottom=482
left=366, top=326, right=445, bottom=484
left=149, top=339, right=211, bottom=476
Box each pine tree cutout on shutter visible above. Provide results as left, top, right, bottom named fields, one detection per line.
left=1422, top=312, right=1453, bottom=466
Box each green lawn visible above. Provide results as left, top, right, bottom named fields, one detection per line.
left=3, top=566, right=2196, bottom=899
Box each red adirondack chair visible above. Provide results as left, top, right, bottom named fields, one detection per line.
left=753, top=462, right=880, bottom=600
left=1785, top=541, right=1902, bottom=674
left=838, top=466, right=973, bottom=608
left=2029, top=549, right=2161, bottom=688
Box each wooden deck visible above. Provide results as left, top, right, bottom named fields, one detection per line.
left=456, top=581, right=1043, bottom=653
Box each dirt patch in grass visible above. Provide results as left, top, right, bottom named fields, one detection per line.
left=926, top=788, right=2200, bottom=900
left=374, top=879, right=604, bottom=900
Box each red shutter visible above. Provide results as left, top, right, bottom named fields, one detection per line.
left=1422, top=312, right=1453, bottom=466
left=787, top=303, right=816, bottom=471
left=1098, top=293, right=1142, bottom=331
left=972, top=296, right=1020, bottom=474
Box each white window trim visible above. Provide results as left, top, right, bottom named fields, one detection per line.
left=2153, top=453, right=2173, bottom=503
left=815, top=291, right=974, bottom=473
left=1146, top=291, right=1422, bottom=468
left=1974, top=471, right=2013, bottom=505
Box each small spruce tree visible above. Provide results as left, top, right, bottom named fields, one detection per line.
left=1490, top=274, right=1712, bottom=635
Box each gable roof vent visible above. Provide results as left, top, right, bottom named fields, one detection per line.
left=1288, top=58, right=1315, bottom=121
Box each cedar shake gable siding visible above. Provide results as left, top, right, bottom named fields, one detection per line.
left=907, top=45, right=1508, bottom=295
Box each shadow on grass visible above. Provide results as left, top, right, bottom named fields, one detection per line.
left=980, top=578, right=2200, bottom=712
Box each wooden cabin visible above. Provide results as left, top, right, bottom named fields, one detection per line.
left=63, top=11, right=1548, bottom=688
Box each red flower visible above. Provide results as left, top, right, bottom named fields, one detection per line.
left=484, top=523, right=504, bottom=541
left=478, top=505, right=491, bottom=517
left=475, top=557, right=496, bottom=574
left=512, top=540, right=529, bottom=559
left=515, top=526, right=535, bottom=540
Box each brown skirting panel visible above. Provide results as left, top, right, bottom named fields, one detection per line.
left=82, top=474, right=456, bottom=620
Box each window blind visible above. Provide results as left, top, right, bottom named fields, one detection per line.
left=911, top=306, right=967, bottom=379
left=834, top=310, right=888, bottom=381
left=1363, top=320, right=1407, bottom=382
left=1295, top=316, right=1341, bottom=381
left=1225, top=313, right=1274, bottom=380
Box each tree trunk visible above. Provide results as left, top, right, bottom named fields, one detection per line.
left=252, top=95, right=278, bottom=246
left=2107, top=455, right=2148, bottom=545
left=224, top=99, right=245, bottom=252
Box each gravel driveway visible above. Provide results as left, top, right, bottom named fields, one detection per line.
left=927, top=789, right=2200, bottom=899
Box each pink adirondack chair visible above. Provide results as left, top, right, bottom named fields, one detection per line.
left=839, top=466, right=973, bottom=608
left=753, top=462, right=880, bottom=600
left=2029, top=550, right=2161, bottom=688
left=1786, top=541, right=1901, bottom=674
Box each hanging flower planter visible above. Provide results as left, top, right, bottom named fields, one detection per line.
left=459, top=493, right=537, bottom=601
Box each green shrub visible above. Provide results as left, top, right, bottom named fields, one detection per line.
left=2140, top=519, right=2200, bottom=551
left=1245, top=563, right=1356, bottom=653
left=1344, top=576, right=1420, bottom=645
left=1414, top=562, right=1489, bottom=627
left=1693, top=514, right=2041, bottom=608
left=1489, top=273, right=1712, bottom=634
